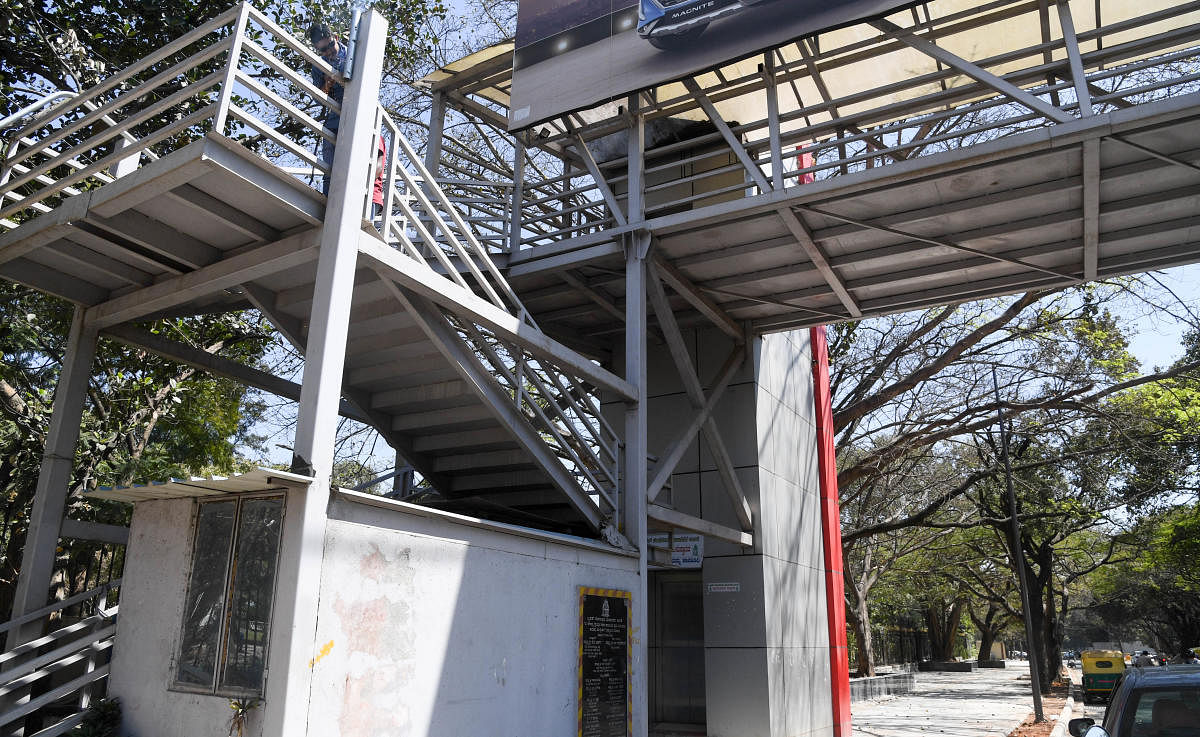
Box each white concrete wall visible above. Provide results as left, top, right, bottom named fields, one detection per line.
left=109, top=497, right=276, bottom=737
left=109, top=490, right=639, bottom=737
left=305, top=492, right=641, bottom=737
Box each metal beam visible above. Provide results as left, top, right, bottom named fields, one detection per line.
left=571, top=133, right=627, bottom=227
left=795, top=204, right=1079, bottom=282
left=358, top=236, right=636, bottom=401
left=559, top=270, right=625, bottom=323
left=383, top=280, right=605, bottom=531
left=682, top=78, right=773, bottom=192
left=86, top=210, right=222, bottom=269
left=508, top=137, right=525, bottom=252
left=1082, top=138, right=1100, bottom=281
left=266, top=11, right=385, bottom=737
left=163, top=184, right=281, bottom=243
left=648, top=503, right=753, bottom=548
left=623, top=225, right=650, bottom=737
left=1056, top=0, right=1093, bottom=117
left=763, top=53, right=784, bottom=190
left=645, top=260, right=753, bottom=531
left=424, top=90, right=446, bottom=178
left=1106, top=135, right=1200, bottom=176
left=8, top=309, right=98, bottom=649
left=99, top=324, right=368, bottom=422
left=645, top=346, right=744, bottom=503
left=86, top=230, right=320, bottom=329
left=777, top=207, right=861, bottom=318
left=59, top=519, right=129, bottom=546
left=872, top=19, right=1073, bottom=125
left=241, top=282, right=305, bottom=347
left=653, top=256, right=743, bottom=342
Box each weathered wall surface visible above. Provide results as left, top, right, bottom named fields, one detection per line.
left=306, top=493, right=640, bottom=737
left=109, top=497, right=270, bottom=737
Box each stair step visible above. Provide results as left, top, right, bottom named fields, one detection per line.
left=449, top=470, right=556, bottom=493
left=371, top=380, right=474, bottom=412
left=432, top=450, right=537, bottom=473
left=412, top=427, right=518, bottom=454
left=390, top=405, right=496, bottom=432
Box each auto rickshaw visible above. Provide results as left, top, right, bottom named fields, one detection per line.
left=1080, top=649, right=1126, bottom=703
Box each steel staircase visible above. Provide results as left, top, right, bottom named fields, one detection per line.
left=0, top=3, right=629, bottom=538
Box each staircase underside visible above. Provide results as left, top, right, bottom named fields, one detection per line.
left=0, top=134, right=605, bottom=536
left=507, top=93, right=1200, bottom=338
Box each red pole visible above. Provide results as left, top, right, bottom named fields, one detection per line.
left=811, top=325, right=851, bottom=737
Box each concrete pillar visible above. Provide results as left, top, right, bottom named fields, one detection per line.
left=700, top=329, right=830, bottom=737
left=642, top=326, right=831, bottom=737
left=262, top=10, right=388, bottom=737
left=8, top=308, right=98, bottom=649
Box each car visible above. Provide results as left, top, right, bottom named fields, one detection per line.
left=637, top=0, right=776, bottom=50
left=1068, top=664, right=1200, bottom=737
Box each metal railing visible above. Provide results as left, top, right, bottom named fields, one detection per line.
left=429, top=0, right=1200, bottom=250
left=0, top=2, right=347, bottom=229
left=373, top=109, right=621, bottom=515
left=0, top=581, right=121, bottom=737
left=0, top=2, right=622, bottom=516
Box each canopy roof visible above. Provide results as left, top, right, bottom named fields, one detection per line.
left=90, top=467, right=313, bottom=503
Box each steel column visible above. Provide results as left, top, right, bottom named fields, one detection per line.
left=7, top=308, right=98, bottom=651
left=811, top=325, right=851, bottom=737
left=424, top=90, right=446, bottom=178
left=624, top=230, right=649, bottom=737
left=263, top=10, right=387, bottom=737
left=508, top=137, right=525, bottom=252
left=624, top=98, right=649, bottom=736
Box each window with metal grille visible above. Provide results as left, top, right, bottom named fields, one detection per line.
left=173, top=494, right=284, bottom=697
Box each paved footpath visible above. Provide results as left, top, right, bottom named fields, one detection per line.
left=851, top=663, right=1041, bottom=737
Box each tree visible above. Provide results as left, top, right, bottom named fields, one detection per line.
left=0, top=284, right=276, bottom=617
left=1089, top=504, right=1200, bottom=653
left=831, top=280, right=1200, bottom=677
left=1, top=0, right=445, bottom=123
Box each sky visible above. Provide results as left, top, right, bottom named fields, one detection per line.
left=1123, top=264, right=1200, bottom=371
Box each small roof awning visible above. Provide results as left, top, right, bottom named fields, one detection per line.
left=416, top=41, right=514, bottom=108
left=89, top=467, right=314, bottom=503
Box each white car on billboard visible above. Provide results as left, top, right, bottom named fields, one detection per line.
left=638, top=0, right=776, bottom=49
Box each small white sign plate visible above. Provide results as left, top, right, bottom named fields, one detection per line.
left=647, top=533, right=703, bottom=568
left=706, top=582, right=740, bottom=594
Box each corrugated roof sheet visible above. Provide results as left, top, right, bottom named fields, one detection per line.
left=88, top=467, right=314, bottom=503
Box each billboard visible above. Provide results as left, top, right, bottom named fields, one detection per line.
left=510, top=0, right=919, bottom=129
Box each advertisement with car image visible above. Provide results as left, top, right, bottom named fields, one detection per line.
left=511, top=0, right=918, bottom=128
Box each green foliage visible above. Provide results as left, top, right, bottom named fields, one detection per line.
left=227, top=697, right=260, bottom=737
left=69, top=697, right=121, bottom=737
left=0, top=282, right=274, bottom=617
left=1089, top=504, right=1200, bottom=650
left=1, top=0, right=445, bottom=120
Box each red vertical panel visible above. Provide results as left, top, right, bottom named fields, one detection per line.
left=810, top=325, right=851, bottom=737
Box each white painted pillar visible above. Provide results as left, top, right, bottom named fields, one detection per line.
left=424, top=90, right=446, bottom=178
left=261, top=11, right=387, bottom=737
left=624, top=101, right=649, bottom=737
left=7, top=308, right=98, bottom=650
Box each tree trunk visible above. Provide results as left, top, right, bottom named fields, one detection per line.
left=847, top=595, right=876, bottom=677
left=926, top=598, right=965, bottom=662
left=971, top=602, right=1008, bottom=662
left=1023, top=546, right=1055, bottom=695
